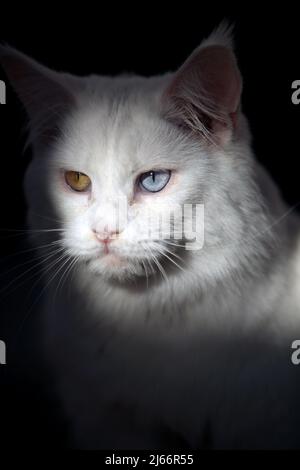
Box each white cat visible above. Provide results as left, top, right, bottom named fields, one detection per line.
left=1, top=24, right=300, bottom=449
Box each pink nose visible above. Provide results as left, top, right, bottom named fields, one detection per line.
left=93, top=229, right=119, bottom=244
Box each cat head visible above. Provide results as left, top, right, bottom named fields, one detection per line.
left=0, top=25, right=271, bottom=288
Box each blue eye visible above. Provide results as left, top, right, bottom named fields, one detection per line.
left=139, top=170, right=171, bottom=193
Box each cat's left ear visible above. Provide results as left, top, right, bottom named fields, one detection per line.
left=0, top=45, right=75, bottom=146
left=162, top=24, right=242, bottom=146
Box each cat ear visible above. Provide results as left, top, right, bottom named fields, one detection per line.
left=0, top=45, right=75, bottom=146
left=162, top=24, right=242, bottom=146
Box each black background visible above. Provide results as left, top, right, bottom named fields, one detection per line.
left=0, top=6, right=299, bottom=449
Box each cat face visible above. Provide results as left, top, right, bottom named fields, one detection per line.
left=1, top=24, right=272, bottom=286
left=33, top=89, right=209, bottom=281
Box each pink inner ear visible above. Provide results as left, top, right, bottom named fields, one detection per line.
left=171, top=45, right=242, bottom=115
left=0, top=46, right=75, bottom=145
left=193, top=46, right=242, bottom=114
left=0, top=46, right=74, bottom=115
left=163, top=44, right=242, bottom=140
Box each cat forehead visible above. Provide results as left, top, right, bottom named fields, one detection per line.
left=75, top=73, right=169, bottom=117
left=58, top=74, right=188, bottom=170
left=62, top=106, right=161, bottom=168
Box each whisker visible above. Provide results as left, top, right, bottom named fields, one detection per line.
left=0, top=246, right=65, bottom=297
left=13, top=251, right=70, bottom=347
left=0, top=239, right=63, bottom=264
left=52, top=254, right=74, bottom=305
left=30, top=212, right=63, bottom=224
left=147, top=244, right=169, bottom=285
left=158, top=244, right=185, bottom=263
left=0, top=227, right=65, bottom=235
left=157, top=249, right=187, bottom=274
left=0, top=241, right=64, bottom=276
left=141, top=259, right=149, bottom=288
left=59, top=255, right=80, bottom=295
left=161, top=240, right=187, bottom=249
left=25, top=249, right=68, bottom=301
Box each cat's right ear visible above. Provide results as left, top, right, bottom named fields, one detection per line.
left=161, top=24, right=242, bottom=147
left=0, top=45, right=75, bottom=145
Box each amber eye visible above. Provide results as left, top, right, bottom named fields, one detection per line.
left=64, top=171, right=91, bottom=192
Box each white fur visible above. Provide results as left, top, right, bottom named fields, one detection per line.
left=3, top=26, right=300, bottom=448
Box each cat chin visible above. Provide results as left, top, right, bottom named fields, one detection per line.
left=86, top=254, right=147, bottom=282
